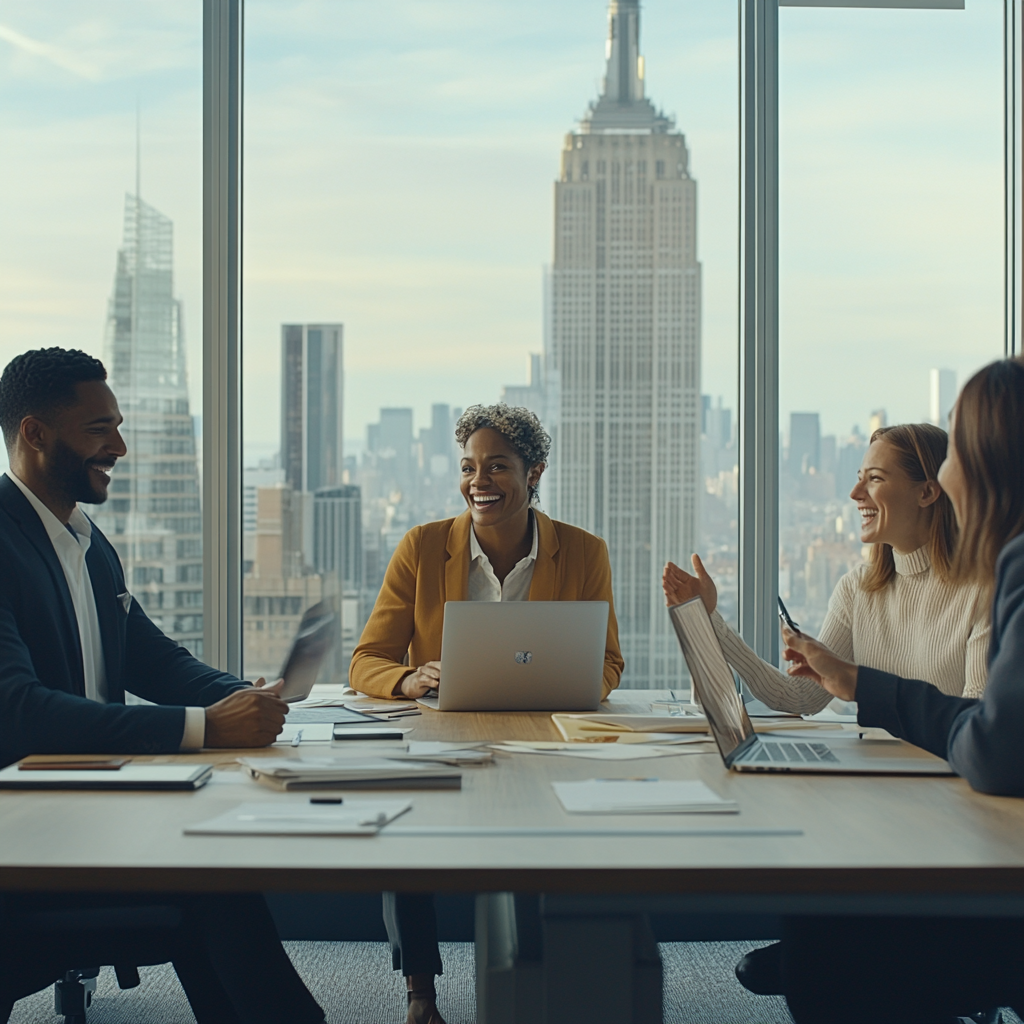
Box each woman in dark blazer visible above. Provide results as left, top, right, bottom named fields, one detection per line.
left=771, top=356, right=1024, bottom=1024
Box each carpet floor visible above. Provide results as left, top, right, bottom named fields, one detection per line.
left=7, top=941, right=1023, bottom=1024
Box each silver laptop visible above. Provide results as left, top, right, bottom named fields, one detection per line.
left=422, top=601, right=608, bottom=712
left=669, top=597, right=954, bottom=775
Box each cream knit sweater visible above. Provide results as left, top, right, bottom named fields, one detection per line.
left=711, top=546, right=992, bottom=715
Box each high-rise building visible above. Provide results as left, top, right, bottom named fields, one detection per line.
left=501, top=354, right=545, bottom=419
left=788, top=413, right=821, bottom=476
left=547, top=0, right=701, bottom=687
left=314, top=484, right=364, bottom=676
left=89, top=194, right=203, bottom=655
left=929, top=368, right=956, bottom=428
left=243, top=484, right=322, bottom=680
left=281, top=324, right=344, bottom=494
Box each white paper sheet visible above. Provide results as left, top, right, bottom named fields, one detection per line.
left=552, top=778, right=738, bottom=814
left=185, top=799, right=412, bottom=836
left=490, top=743, right=707, bottom=761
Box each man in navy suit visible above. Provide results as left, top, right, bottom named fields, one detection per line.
left=0, top=348, right=324, bottom=1024
left=0, top=348, right=289, bottom=764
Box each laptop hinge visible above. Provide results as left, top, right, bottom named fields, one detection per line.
left=724, top=732, right=761, bottom=769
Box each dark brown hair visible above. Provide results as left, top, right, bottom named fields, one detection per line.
left=948, top=356, right=1024, bottom=595
left=861, top=423, right=957, bottom=593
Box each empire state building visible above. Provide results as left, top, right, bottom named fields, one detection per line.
left=547, top=0, right=701, bottom=687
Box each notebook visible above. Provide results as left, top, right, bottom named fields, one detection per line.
left=0, top=763, right=213, bottom=791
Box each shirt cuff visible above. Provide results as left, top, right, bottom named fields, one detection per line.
left=180, top=707, right=206, bottom=751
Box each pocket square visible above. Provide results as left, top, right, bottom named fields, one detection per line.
left=117, top=591, right=132, bottom=614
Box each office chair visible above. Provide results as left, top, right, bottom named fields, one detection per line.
left=2, top=900, right=182, bottom=1024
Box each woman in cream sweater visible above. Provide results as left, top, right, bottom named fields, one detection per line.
left=664, top=421, right=990, bottom=999
left=664, top=422, right=991, bottom=714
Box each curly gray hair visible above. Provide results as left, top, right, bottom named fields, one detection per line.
left=455, top=403, right=551, bottom=503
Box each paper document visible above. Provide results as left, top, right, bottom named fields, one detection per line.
left=238, top=757, right=462, bottom=791
left=491, top=742, right=712, bottom=761
left=276, top=723, right=334, bottom=745
left=552, top=779, right=738, bottom=814
left=185, top=799, right=412, bottom=836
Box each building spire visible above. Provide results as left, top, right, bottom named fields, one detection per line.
left=579, top=0, right=671, bottom=134
left=602, top=0, right=643, bottom=105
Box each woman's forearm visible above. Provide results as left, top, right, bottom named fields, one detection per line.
left=710, top=611, right=832, bottom=715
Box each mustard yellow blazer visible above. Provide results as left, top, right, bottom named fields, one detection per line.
left=349, top=509, right=624, bottom=700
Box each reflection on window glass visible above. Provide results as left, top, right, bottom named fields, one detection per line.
left=243, top=0, right=738, bottom=688
left=779, top=4, right=1003, bottom=637
left=0, top=2, right=203, bottom=655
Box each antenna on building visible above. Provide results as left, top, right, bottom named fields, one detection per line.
left=135, top=101, right=141, bottom=201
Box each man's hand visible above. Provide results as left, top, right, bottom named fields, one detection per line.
left=663, top=555, right=717, bottom=614
left=204, top=678, right=288, bottom=748
left=396, top=662, right=441, bottom=699
left=781, top=627, right=859, bottom=702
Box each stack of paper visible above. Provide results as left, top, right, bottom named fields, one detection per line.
left=238, top=757, right=461, bottom=791
left=185, top=799, right=412, bottom=836
left=394, top=742, right=493, bottom=766
left=552, top=713, right=710, bottom=742
left=552, top=779, right=738, bottom=814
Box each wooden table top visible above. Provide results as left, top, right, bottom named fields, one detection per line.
left=2, top=690, right=1024, bottom=899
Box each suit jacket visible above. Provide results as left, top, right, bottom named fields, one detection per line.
left=856, top=531, right=1024, bottom=796
left=349, top=509, right=625, bottom=700
left=0, top=476, right=246, bottom=767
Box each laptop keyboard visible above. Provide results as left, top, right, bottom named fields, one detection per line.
left=748, top=741, right=840, bottom=764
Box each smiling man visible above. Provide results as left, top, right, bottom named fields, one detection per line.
left=0, top=349, right=326, bottom=1022
left=0, top=347, right=291, bottom=763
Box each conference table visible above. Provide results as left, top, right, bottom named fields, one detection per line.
left=2, top=689, right=1024, bottom=1023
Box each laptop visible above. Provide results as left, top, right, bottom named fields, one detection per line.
left=419, top=601, right=609, bottom=712
left=277, top=601, right=338, bottom=703
left=668, top=597, right=954, bottom=775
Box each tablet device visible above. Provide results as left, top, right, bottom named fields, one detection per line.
left=278, top=602, right=337, bottom=703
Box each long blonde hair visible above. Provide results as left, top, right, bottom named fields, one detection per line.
left=861, top=423, right=957, bottom=593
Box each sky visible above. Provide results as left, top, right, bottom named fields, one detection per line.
left=0, top=0, right=1006, bottom=467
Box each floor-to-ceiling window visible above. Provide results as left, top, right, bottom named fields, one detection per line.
left=240, top=0, right=740, bottom=689
left=0, top=1, right=205, bottom=657
left=777, top=1, right=1005, bottom=637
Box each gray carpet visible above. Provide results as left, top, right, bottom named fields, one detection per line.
left=7, top=941, right=1023, bottom=1023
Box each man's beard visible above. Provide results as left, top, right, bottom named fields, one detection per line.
left=49, top=439, right=111, bottom=506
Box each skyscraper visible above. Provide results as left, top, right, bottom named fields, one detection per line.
left=547, top=0, right=701, bottom=687
left=929, top=368, right=956, bottom=428
left=89, top=195, right=203, bottom=655
left=281, top=324, right=344, bottom=493
left=788, top=413, right=821, bottom=477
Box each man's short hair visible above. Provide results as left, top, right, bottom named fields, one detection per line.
left=0, top=348, right=107, bottom=450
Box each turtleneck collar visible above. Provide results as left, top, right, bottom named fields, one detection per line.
left=893, top=545, right=931, bottom=577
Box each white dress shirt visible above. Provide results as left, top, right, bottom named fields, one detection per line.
left=467, top=512, right=538, bottom=602
left=5, top=471, right=205, bottom=750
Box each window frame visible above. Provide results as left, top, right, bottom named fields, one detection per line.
left=200, top=0, right=1022, bottom=673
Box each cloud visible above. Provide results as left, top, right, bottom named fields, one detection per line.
left=0, top=22, right=100, bottom=80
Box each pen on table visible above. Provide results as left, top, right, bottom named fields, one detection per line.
left=384, top=710, right=421, bottom=719
left=291, top=729, right=304, bottom=747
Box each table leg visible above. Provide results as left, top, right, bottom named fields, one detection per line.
left=475, top=894, right=662, bottom=1024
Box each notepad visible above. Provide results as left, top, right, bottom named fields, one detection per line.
left=552, top=778, right=738, bottom=814
left=185, top=799, right=412, bottom=836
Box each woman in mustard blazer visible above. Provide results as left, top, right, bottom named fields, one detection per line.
left=350, top=403, right=624, bottom=1024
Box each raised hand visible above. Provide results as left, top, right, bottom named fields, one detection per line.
left=662, top=554, right=718, bottom=614
left=781, top=626, right=859, bottom=702
left=398, top=661, right=442, bottom=699
left=204, top=678, right=288, bottom=748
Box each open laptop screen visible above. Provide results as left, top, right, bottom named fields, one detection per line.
left=668, top=597, right=754, bottom=762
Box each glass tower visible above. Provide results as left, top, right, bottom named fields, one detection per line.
left=89, top=194, right=204, bottom=656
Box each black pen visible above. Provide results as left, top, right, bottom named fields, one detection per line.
left=777, top=596, right=802, bottom=636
